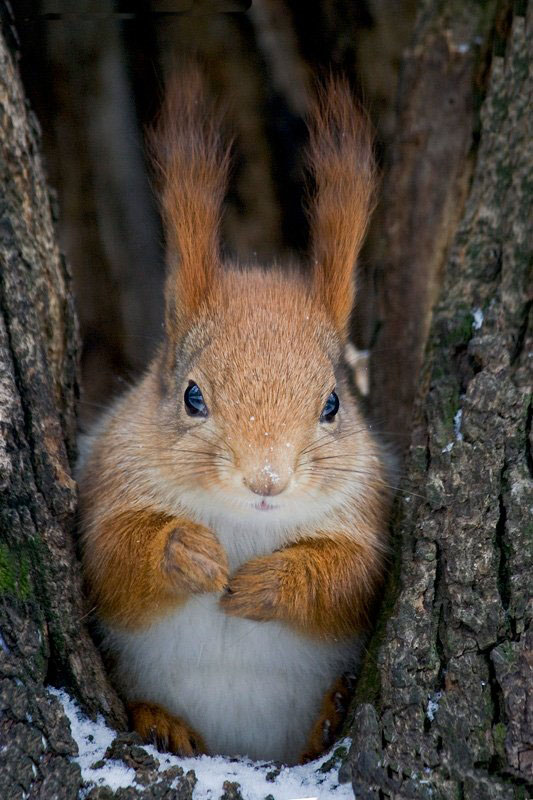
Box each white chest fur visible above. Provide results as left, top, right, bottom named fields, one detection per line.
left=105, top=515, right=360, bottom=764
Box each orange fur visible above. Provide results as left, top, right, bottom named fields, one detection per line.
left=129, top=701, right=206, bottom=756
left=307, top=77, right=377, bottom=334
left=82, top=508, right=228, bottom=629
left=300, top=675, right=353, bottom=762
left=219, top=533, right=382, bottom=639
left=150, top=67, right=230, bottom=339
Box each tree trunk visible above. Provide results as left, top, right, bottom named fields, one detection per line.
left=342, top=6, right=532, bottom=798
left=0, top=14, right=126, bottom=798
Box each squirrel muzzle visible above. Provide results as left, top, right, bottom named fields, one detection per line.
left=241, top=450, right=295, bottom=497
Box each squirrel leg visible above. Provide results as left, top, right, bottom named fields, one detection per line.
left=220, top=534, right=382, bottom=638
left=299, top=673, right=354, bottom=763
left=84, top=510, right=228, bottom=629
left=129, top=701, right=206, bottom=756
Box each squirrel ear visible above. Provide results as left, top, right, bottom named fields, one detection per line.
left=306, top=77, right=376, bottom=337
left=151, top=68, right=230, bottom=338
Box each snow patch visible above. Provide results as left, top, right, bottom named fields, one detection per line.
left=472, top=308, right=484, bottom=330
left=443, top=407, right=464, bottom=451
left=49, top=688, right=354, bottom=799
left=260, top=462, right=280, bottom=483
left=0, top=629, right=10, bottom=653
left=426, top=691, right=442, bottom=722
left=48, top=688, right=135, bottom=791
left=453, top=409, right=463, bottom=441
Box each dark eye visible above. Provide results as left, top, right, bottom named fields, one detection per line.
left=184, top=382, right=208, bottom=417
left=320, top=391, right=339, bottom=422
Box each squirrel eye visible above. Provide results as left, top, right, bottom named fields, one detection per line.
left=184, top=382, right=208, bottom=417
left=320, top=391, right=339, bottom=422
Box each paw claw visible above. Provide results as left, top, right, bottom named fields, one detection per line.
left=129, top=702, right=206, bottom=757
left=300, top=675, right=354, bottom=762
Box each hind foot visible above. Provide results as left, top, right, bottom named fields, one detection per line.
left=300, top=673, right=354, bottom=763
left=129, top=701, right=206, bottom=756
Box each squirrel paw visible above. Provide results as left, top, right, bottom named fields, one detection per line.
left=219, top=553, right=282, bottom=622
left=129, top=701, right=206, bottom=756
left=299, top=673, right=354, bottom=763
left=163, top=522, right=229, bottom=594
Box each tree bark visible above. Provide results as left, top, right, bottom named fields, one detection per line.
left=0, top=13, right=126, bottom=798
left=342, top=6, right=532, bottom=798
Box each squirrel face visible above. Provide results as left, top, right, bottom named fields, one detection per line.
left=151, top=268, right=373, bottom=528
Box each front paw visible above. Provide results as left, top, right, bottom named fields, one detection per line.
left=219, top=553, right=286, bottom=622
left=163, top=523, right=228, bottom=595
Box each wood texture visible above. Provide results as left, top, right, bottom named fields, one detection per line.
left=0, top=13, right=126, bottom=797
left=342, top=8, right=532, bottom=797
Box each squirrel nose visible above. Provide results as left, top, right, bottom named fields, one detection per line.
left=243, top=469, right=289, bottom=497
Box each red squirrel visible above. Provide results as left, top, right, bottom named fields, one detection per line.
left=77, top=69, right=392, bottom=765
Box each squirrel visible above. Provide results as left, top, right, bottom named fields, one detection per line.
left=77, top=68, right=392, bottom=766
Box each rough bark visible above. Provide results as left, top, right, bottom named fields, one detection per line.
left=342, top=7, right=532, bottom=798
left=0, top=14, right=127, bottom=798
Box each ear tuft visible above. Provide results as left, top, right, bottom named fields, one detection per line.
left=151, top=67, right=230, bottom=337
left=306, top=77, right=377, bottom=336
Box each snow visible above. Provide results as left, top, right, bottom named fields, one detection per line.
left=0, top=629, right=10, bottom=653
left=426, top=691, right=442, bottom=722
left=260, top=462, right=280, bottom=483
left=472, top=308, right=484, bottom=330
left=453, top=409, right=463, bottom=441
left=49, top=688, right=354, bottom=800
left=48, top=688, right=136, bottom=791
left=442, top=406, right=465, bottom=452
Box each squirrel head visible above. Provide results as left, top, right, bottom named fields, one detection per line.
left=148, top=70, right=380, bottom=527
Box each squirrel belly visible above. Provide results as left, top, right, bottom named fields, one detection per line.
left=105, top=593, right=359, bottom=764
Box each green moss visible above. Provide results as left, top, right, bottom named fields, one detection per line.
left=442, top=309, right=473, bottom=348
left=496, top=162, right=513, bottom=193
left=465, top=241, right=482, bottom=263
left=0, top=542, right=31, bottom=600
left=495, top=640, right=517, bottom=665
left=492, top=722, right=507, bottom=759
left=351, top=534, right=403, bottom=711
left=442, top=385, right=461, bottom=432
